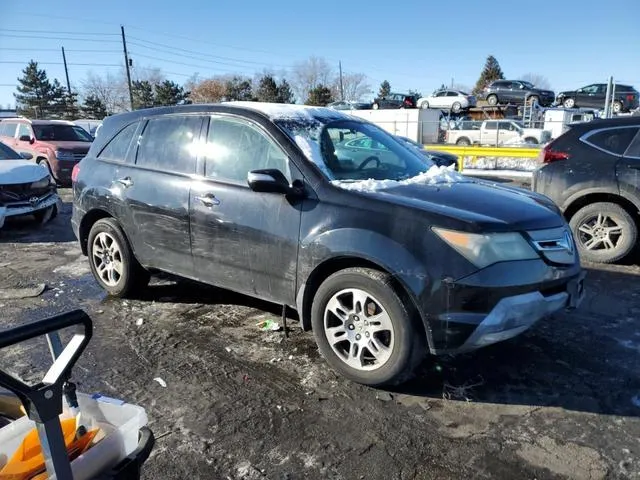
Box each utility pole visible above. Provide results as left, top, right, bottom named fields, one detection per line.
left=338, top=61, right=344, bottom=101
left=451, top=78, right=454, bottom=89
left=611, top=81, right=617, bottom=117
left=121, top=25, right=134, bottom=111
left=604, top=76, right=613, bottom=118
left=61, top=47, right=72, bottom=94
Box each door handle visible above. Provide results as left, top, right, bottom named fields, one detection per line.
left=115, top=177, right=133, bottom=188
left=195, top=193, right=220, bottom=207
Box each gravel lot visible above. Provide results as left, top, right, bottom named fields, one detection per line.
left=1, top=186, right=639, bottom=480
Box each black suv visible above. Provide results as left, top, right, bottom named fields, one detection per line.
left=72, top=102, right=584, bottom=386
left=481, top=80, right=555, bottom=107
left=533, top=116, right=640, bottom=263
left=555, top=84, right=639, bottom=113
left=372, top=93, right=417, bottom=109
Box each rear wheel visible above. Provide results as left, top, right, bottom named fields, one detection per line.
left=487, top=94, right=498, bottom=106
left=524, top=137, right=538, bottom=144
left=372, top=103, right=380, bottom=110
left=88, top=218, right=150, bottom=297
left=563, top=97, right=575, bottom=108
left=613, top=101, right=623, bottom=113
left=456, top=137, right=471, bottom=146
left=311, top=268, right=425, bottom=386
left=451, top=101, right=462, bottom=113
left=421, top=101, right=429, bottom=109
left=569, top=202, right=637, bottom=263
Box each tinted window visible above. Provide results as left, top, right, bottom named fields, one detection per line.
left=205, top=117, right=289, bottom=183
left=136, top=116, right=202, bottom=174
left=485, top=121, right=498, bottom=130
left=446, top=91, right=458, bottom=97
left=585, top=127, right=640, bottom=155
left=492, top=81, right=506, bottom=88
left=18, top=123, right=31, bottom=138
left=0, top=142, right=21, bottom=160
left=33, top=124, right=92, bottom=141
left=98, top=122, right=139, bottom=162
left=435, top=91, right=446, bottom=97
left=623, top=129, right=640, bottom=158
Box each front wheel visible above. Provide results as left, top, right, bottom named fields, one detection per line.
left=372, top=103, right=380, bottom=110
left=563, top=97, right=575, bottom=108
left=524, top=137, right=538, bottom=145
left=88, top=218, right=150, bottom=297
left=487, top=94, right=498, bottom=106
left=451, top=101, right=462, bottom=113
left=311, top=268, right=424, bottom=386
left=456, top=137, right=471, bottom=146
left=613, top=101, right=622, bottom=113
left=569, top=202, right=637, bottom=263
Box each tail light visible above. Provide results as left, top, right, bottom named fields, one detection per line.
left=627, top=94, right=635, bottom=101
left=71, top=163, right=80, bottom=183
left=538, top=144, right=569, bottom=164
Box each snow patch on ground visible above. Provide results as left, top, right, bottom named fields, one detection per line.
left=464, top=169, right=533, bottom=178
left=463, top=156, right=539, bottom=171
left=332, top=165, right=463, bottom=192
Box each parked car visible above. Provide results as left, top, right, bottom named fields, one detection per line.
left=72, top=102, right=584, bottom=386
left=0, top=141, right=61, bottom=227
left=73, top=119, right=103, bottom=137
left=372, top=93, right=417, bottom=110
left=479, top=80, right=555, bottom=107
left=327, top=101, right=372, bottom=111
left=418, top=90, right=477, bottom=113
left=555, top=84, right=639, bottom=113
left=0, top=118, right=93, bottom=185
left=395, top=136, right=460, bottom=170
left=533, top=116, right=640, bottom=263
left=446, top=119, right=551, bottom=146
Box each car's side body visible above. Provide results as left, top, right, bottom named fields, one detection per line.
left=480, top=80, right=555, bottom=107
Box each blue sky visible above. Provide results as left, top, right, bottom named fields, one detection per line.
left=1, top=0, right=639, bottom=107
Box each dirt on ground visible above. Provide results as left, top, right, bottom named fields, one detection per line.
left=0, top=188, right=639, bottom=480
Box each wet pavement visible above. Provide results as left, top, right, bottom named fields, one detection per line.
left=1, top=189, right=639, bottom=479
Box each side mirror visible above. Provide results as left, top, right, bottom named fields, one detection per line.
left=19, top=152, right=33, bottom=160
left=247, top=169, right=302, bottom=196
left=19, top=135, right=34, bottom=144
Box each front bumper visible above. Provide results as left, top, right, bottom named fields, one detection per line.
left=2, top=192, right=62, bottom=219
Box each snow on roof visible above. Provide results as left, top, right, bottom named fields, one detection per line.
left=331, top=165, right=463, bottom=192
left=224, top=101, right=350, bottom=122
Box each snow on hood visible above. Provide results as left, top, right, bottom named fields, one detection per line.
left=224, top=101, right=350, bottom=122
left=331, top=165, right=463, bottom=192
left=0, top=160, right=49, bottom=185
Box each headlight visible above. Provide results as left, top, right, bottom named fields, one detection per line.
left=31, top=176, right=53, bottom=189
left=55, top=150, right=75, bottom=160
left=432, top=228, right=539, bottom=268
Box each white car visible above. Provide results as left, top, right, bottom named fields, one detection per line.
left=0, top=141, right=61, bottom=228
left=418, top=89, right=477, bottom=113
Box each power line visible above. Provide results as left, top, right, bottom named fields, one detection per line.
left=0, top=34, right=120, bottom=43
left=0, top=28, right=118, bottom=36
left=0, top=61, right=122, bottom=67
left=1, top=47, right=122, bottom=53
left=128, top=52, right=256, bottom=75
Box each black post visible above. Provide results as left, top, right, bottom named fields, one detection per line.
left=339, top=61, right=344, bottom=101
left=121, top=25, right=134, bottom=111
left=61, top=47, right=71, bottom=94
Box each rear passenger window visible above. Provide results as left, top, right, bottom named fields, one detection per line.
left=623, top=130, right=640, bottom=158
left=204, top=117, right=290, bottom=183
left=485, top=121, right=497, bottom=130
left=98, top=122, right=138, bottom=162
left=584, top=127, right=640, bottom=156
left=136, top=116, right=202, bottom=174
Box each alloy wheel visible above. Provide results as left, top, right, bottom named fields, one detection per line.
left=323, top=288, right=395, bottom=371
left=92, top=232, right=124, bottom=286
left=577, top=213, right=623, bottom=251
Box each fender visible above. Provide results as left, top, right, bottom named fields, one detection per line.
left=561, top=185, right=627, bottom=212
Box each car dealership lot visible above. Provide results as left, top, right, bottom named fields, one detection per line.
left=1, top=188, right=639, bottom=480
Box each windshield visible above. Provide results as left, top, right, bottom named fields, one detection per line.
left=278, top=119, right=434, bottom=182
left=32, top=124, right=93, bottom=142
left=0, top=141, right=21, bottom=160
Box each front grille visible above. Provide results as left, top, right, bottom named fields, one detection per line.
left=0, top=183, right=53, bottom=205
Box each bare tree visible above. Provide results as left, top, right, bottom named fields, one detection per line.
left=520, top=73, right=552, bottom=90
left=188, top=77, right=227, bottom=103
left=291, top=56, right=334, bottom=102
left=132, top=65, right=165, bottom=85
left=337, top=73, right=371, bottom=102
left=81, top=71, right=129, bottom=114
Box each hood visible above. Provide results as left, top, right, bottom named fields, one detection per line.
left=361, top=179, right=563, bottom=231
left=0, top=160, right=49, bottom=185
left=41, top=140, right=92, bottom=152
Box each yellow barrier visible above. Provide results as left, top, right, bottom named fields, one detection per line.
left=423, top=144, right=541, bottom=172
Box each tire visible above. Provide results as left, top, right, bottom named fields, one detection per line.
left=87, top=218, right=150, bottom=297
left=563, top=97, right=575, bottom=108
left=33, top=205, right=57, bottom=224
left=569, top=202, right=637, bottom=264
left=37, top=158, right=55, bottom=180
left=524, top=137, right=538, bottom=145
left=311, top=267, right=425, bottom=387
left=487, top=94, right=498, bottom=106
left=456, top=137, right=471, bottom=146
left=613, top=101, right=622, bottom=113
left=372, top=103, right=380, bottom=110
left=421, top=101, right=429, bottom=109
left=451, top=101, right=462, bottom=113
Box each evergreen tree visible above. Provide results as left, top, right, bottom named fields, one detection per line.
left=14, top=60, right=55, bottom=117
left=276, top=79, right=294, bottom=104
left=408, top=89, right=422, bottom=99
left=154, top=80, right=186, bottom=106
left=132, top=80, right=155, bottom=109
left=473, top=55, right=505, bottom=94
left=48, top=79, right=70, bottom=118
left=378, top=80, right=391, bottom=98
left=82, top=95, right=108, bottom=118
left=256, top=75, right=280, bottom=103
left=225, top=76, right=253, bottom=101
left=59, top=91, right=80, bottom=120
left=305, top=84, right=333, bottom=106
